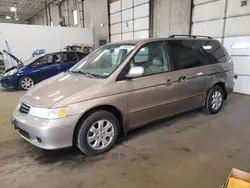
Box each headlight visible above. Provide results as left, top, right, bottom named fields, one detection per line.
left=29, top=107, right=69, bottom=119
left=4, top=69, right=17, bottom=76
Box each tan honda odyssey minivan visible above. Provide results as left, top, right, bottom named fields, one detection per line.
left=11, top=35, right=234, bottom=156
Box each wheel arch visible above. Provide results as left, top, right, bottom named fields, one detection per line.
left=72, top=105, right=127, bottom=145
left=207, top=81, right=227, bottom=100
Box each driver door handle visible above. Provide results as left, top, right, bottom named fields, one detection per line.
left=178, top=76, right=186, bottom=83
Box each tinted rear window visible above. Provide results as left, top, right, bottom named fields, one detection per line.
left=62, top=52, right=78, bottom=63
left=202, top=40, right=228, bottom=64
left=166, top=39, right=229, bottom=71
left=167, top=40, right=206, bottom=70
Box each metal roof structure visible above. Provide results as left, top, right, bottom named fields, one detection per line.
left=0, top=0, right=58, bottom=24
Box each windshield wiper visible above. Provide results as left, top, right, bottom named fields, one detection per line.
left=69, top=70, right=105, bottom=78
left=69, top=70, right=94, bottom=78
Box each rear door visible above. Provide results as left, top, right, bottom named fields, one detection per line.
left=60, top=52, right=78, bottom=72
left=166, top=39, right=209, bottom=112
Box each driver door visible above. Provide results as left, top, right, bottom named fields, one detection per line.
left=32, top=54, right=61, bottom=82
left=126, top=41, right=179, bottom=128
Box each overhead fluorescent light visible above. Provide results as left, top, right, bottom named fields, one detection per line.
left=203, top=46, right=212, bottom=50
left=6, top=16, right=11, bottom=19
left=73, top=10, right=78, bottom=25
left=10, top=7, right=17, bottom=12
left=231, top=43, right=250, bottom=49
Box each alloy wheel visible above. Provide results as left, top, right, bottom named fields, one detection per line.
left=211, top=91, right=223, bottom=110
left=21, top=77, right=34, bottom=90
left=87, top=120, right=115, bottom=150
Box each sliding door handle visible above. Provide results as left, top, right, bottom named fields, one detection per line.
left=178, top=76, right=186, bottom=82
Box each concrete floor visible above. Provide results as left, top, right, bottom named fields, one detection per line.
left=0, top=90, right=250, bottom=188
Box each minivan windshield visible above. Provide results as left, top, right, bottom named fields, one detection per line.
left=69, top=44, right=135, bottom=78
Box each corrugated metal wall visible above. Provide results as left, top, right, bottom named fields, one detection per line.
left=192, top=0, right=250, bottom=95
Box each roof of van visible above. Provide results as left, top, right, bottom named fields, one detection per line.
left=109, top=37, right=217, bottom=46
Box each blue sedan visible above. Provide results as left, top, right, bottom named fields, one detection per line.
left=1, top=51, right=88, bottom=90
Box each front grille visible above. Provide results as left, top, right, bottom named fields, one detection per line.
left=19, top=102, right=31, bottom=114
left=18, top=128, right=30, bottom=139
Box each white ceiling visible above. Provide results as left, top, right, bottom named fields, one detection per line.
left=0, top=0, right=57, bottom=24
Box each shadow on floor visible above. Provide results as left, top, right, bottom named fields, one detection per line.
left=31, top=108, right=206, bottom=165
left=28, top=97, right=233, bottom=165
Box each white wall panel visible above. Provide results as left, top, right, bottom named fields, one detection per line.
left=110, top=12, right=121, bottom=24
left=0, top=23, right=93, bottom=68
left=122, top=0, right=133, bottom=10
left=227, top=0, right=250, bottom=17
left=192, top=19, right=223, bottom=37
left=122, top=20, right=133, bottom=32
left=134, top=30, right=149, bottom=39
left=111, top=34, right=122, bottom=42
left=192, top=0, right=225, bottom=23
left=134, top=17, right=149, bottom=31
left=193, top=0, right=216, bottom=6
left=234, top=76, right=250, bottom=95
left=224, top=37, right=250, bottom=56
left=111, top=23, right=121, bottom=34
left=232, top=56, right=250, bottom=75
left=110, top=1, right=121, bottom=14
left=225, top=16, right=250, bottom=37
left=134, top=4, right=149, bottom=19
left=134, top=0, right=149, bottom=6
left=122, top=32, right=134, bottom=40
left=122, top=9, right=133, bottom=21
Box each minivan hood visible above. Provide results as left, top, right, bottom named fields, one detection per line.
left=22, top=72, right=103, bottom=108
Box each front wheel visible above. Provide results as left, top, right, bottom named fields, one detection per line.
left=76, top=111, right=119, bottom=156
left=203, top=85, right=224, bottom=114
left=19, top=76, right=35, bottom=90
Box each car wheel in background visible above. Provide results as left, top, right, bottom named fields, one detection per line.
left=19, top=76, right=35, bottom=90
left=76, top=111, right=119, bottom=156
left=203, top=85, right=224, bottom=114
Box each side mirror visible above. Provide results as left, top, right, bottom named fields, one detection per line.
left=126, top=66, right=144, bottom=79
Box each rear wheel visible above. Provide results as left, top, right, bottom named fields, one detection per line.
left=203, top=85, right=224, bottom=114
left=76, top=111, right=119, bottom=156
left=19, top=76, right=35, bottom=90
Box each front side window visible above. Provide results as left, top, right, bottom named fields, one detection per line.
left=31, top=54, right=60, bottom=68
left=167, top=40, right=206, bottom=70
left=129, top=42, right=169, bottom=76
left=69, top=44, right=135, bottom=78
left=40, top=54, right=61, bottom=66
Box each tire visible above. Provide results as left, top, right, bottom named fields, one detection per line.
left=203, top=85, right=224, bottom=114
left=19, top=76, right=35, bottom=90
left=76, top=110, right=120, bottom=156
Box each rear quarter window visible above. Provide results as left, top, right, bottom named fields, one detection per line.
left=202, top=40, right=229, bottom=64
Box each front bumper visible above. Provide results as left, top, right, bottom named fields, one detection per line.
left=11, top=110, right=80, bottom=150
left=1, top=75, right=19, bottom=89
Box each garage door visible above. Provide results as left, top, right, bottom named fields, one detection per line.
left=192, top=0, right=250, bottom=95
left=109, top=0, right=150, bottom=42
